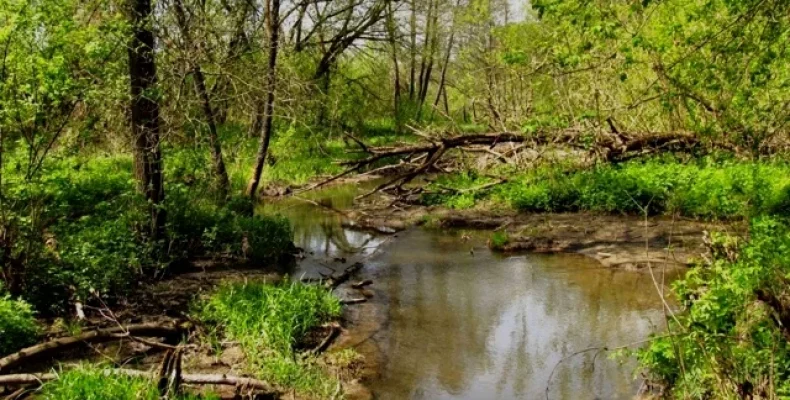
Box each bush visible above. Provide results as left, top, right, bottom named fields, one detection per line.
left=167, top=189, right=293, bottom=263
left=637, top=217, right=790, bottom=398
left=0, top=288, right=39, bottom=356
left=196, top=280, right=342, bottom=395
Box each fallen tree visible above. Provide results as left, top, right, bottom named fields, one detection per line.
left=300, top=128, right=709, bottom=200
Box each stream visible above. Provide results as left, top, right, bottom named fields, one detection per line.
left=260, top=183, right=677, bottom=400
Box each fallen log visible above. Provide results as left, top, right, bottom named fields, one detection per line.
left=0, top=369, right=271, bottom=391
left=0, top=322, right=187, bottom=372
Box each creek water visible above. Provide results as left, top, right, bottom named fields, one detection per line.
left=260, top=184, right=676, bottom=400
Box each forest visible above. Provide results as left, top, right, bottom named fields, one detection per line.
left=0, top=0, right=789, bottom=398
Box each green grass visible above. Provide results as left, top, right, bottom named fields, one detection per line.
left=424, top=157, right=790, bottom=219
left=39, top=364, right=218, bottom=400
left=195, top=280, right=343, bottom=397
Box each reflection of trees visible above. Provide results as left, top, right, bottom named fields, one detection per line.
left=260, top=198, right=375, bottom=257
left=370, top=230, right=669, bottom=400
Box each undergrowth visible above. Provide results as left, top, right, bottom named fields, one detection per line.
left=1, top=150, right=293, bottom=314
left=425, top=156, right=790, bottom=219
left=195, top=280, right=342, bottom=397
left=637, top=217, right=790, bottom=398
left=0, top=284, right=39, bottom=355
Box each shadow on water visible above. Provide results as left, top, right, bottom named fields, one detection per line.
left=259, top=184, right=680, bottom=400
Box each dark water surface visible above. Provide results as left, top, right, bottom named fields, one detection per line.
left=260, top=185, right=675, bottom=400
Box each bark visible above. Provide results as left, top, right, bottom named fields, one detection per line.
left=246, top=0, right=281, bottom=201
left=128, top=0, right=166, bottom=240
left=0, top=322, right=186, bottom=372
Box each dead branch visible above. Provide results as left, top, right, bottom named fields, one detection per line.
left=307, top=323, right=341, bottom=355
left=340, top=298, right=367, bottom=305
left=0, top=322, right=187, bottom=372
left=295, top=129, right=715, bottom=201
left=0, top=369, right=272, bottom=391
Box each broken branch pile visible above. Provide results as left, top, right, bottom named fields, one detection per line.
left=305, top=128, right=707, bottom=200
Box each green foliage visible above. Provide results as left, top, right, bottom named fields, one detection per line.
left=422, top=172, right=495, bottom=210
left=40, top=364, right=218, bottom=400
left=637, top=218, right=790, bottom=398
left=432, top=158, right=790, bottom=219
left=488, top=231, right=510, bottom=250
left=1, top=151, right=293, bottom=312
left=0, top=286, right=39, bottom=356
left=167, top=188, right=293, bottom=263
left=196, top=280, right=342, bottom=396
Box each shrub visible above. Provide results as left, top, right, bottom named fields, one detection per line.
left=637, top=217, right=790, bottom=398
left=167, top=189, right=293, bottom=263
left=0, top=287, right=39, bottom=356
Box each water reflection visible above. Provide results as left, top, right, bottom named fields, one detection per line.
left=365, top=230, right=673, bottom=400
left=257, top=185, right=386, bottom=279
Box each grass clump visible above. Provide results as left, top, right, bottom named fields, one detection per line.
left=0, top=285, right=39, bottom=355
left=637, top=217, right=790, bottom=398
left=40, top=364, right=218, bottom=400
left=196, top=280, right=342, bottom=397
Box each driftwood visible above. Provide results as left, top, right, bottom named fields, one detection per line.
left=0, top=322, right=186, bottom=372
left=0, top=369, right=271, bottom=391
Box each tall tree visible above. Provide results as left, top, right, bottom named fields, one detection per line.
left=246, top=0, right=281, bottom=201
left=172, top=0, right=231, bottom=199
left=128, top=0, right=166, bottom=240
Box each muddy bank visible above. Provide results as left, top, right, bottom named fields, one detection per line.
left=346, top=205, right=739, bottom=270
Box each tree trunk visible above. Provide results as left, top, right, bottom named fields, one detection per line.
left=172, top=0, right=231, bottom=199
left=408, top=0, right=417, bottom=100
left=193, top=66, right=230, bottom=198
left=128, top=0, right=166, bottom=241
left=385, top=3, right=400, bottom=121
left=246, top=0, right=280, bottom=202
